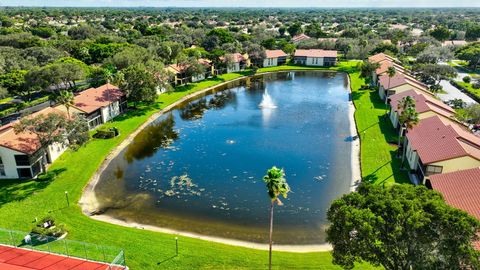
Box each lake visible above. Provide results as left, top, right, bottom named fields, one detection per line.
left=93, top=71, right=353, bottom=244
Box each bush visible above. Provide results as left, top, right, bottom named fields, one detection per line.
left=93, top=127, right=119, bottom=139
left=463, top=76, right=471, bottom=83
left=31, top=216, right=67, bottom=238
left=473, top=81, right=480, bottom=89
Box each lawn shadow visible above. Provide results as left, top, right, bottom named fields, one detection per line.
left=389, top=150, right=410, bottom=184
left=369, top=90, right=389, bottom=110
left=157, top=254, right=178, bottom=265
left=377, top=115, right=398, bottom=145
left=0, top=168, right=66, bottom=205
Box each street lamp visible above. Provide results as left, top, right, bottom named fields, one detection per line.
left=65, top=191, right=69, bottom=207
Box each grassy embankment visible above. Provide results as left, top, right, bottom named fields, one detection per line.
left=0, top=61, right=406, bottom=269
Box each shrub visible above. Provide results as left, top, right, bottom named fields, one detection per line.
left=31, top=216, right=67, bottom=238
left=463, top=76, right=471, bottom=83
left=93, top=127, right=119, bottom=139
left=473, top=81, right=480, bottom=89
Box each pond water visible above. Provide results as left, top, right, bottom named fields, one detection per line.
left=93, top=71, right=353, bottom=244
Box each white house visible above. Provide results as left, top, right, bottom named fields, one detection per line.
left=56, top=83, right=127, bottom=129
left=0, top=107, right=68, bottom=179
left=293, top=49, right=337, bottom=67
left=224, top=53, right=250, bottom=73
left=167, top=59, right=214, bottom=85
left=263, top=50, right=288, bottom=67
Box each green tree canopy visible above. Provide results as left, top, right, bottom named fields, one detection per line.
left=327, top=184, right=480, bottom=270
left=429, top=26, right=452, bottom=42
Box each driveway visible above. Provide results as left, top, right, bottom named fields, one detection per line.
left=437, top=80, right=477, bottom=105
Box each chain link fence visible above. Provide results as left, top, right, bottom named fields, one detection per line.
left=0, top=228, right=126, bottom=269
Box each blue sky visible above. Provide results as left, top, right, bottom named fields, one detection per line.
left=2, top=0, right=479, bottom=7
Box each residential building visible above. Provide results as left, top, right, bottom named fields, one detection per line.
left=0, top=107, right=68, bottom=179
left=291, top=33, right=311, bottom=44
left=372, top=59, right=407, bottom=84
left=368, top=52, right=398, bottom=64
left=404, top=116, right=480, bottom=184
left=389, top=90, right=455, bottom=129
left=427, top=167, right=480, bottom=250
left=293, top=49, right=337, bottom=67
left=427, top=168, right=480, bottom=221
left=222, top=53, right=250, bottom=73
left=263, top=50, right=288, bottom=67
left=167, top=59, right=214, bottom=85
left=56, top=83, right=127, bottom=129
left=378, top=72, right=431, bottom=101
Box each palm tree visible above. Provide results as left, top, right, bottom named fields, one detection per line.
left=396, top=96, right=416, bottom=148
left=263, top=166, right=290, bottom=270
left=56, top=90, right=75, bottom=119
left=385, top=66, right=396, bottom=103
left=398, top=104, right=419, bottom=167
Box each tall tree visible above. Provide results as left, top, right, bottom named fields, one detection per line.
left=327, top=183, right=480, bottom=270
left=119, top=64, right=157, bottom=107
left=263, top=166, right=290, bottom=270
left=386, top=66, right=396, bottom=103
left=55, top=90, right=75, bottom=119
left=14, top=112, right=88, bottom=171
left=395, top=96, right=419, bottom=163
left=429, top=26, right=452, bottom=42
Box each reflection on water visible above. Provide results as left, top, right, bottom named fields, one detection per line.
left=123, top=114, right=178, bottom=163
left=94, top=71, right=353, bottom=244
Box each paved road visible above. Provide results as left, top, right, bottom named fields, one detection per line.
left=437, top=80, right=477, bottom=105
left=437, top=62, right=478, bottom=105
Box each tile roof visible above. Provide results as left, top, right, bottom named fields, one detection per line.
left=291, top=33, right=311, bottom=42
left=221, top=53, right=246, bottom=63
left=168, top=58, right=212, bottom=74
left=0, top=107, right=66, bottom=154
left=406, top=116, right=480, bottom=164
left=265, top=50, right=287, bottom=58
left=429, top=167, right=480, bottom=220
left=294, top=49, right=338, bottom=58
left=72, top=83, right=125, bottom=114
left=378, top=72, right=428, bottom=93
left=389, top=89, right=455, bottom=119
left=368, top=53, right=397, bottom=63
left=375, top=60, right=406, bottom=75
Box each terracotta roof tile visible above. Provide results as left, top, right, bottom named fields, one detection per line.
left=368, top=53, right=397, bottom=63
left=265, top=50, right=287, bottom=58
left=429, top=168, right=480, bottom=220
left=73, top=83, right=124, bottom=114
left=291, top=33, right=311, bottom=42
left=379, top=72, right=428, bottom=93
left=0, top=107, right=66, bottom=154
left=375, top=60, right=406, bottom=75
left=294, top=49, right=337, bottom=58
left=389, top=90, right=455, bottom=119
left=406, top=116, right=480, bottom=164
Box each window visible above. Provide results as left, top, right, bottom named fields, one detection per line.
left=17, top=168, right=32, bottom=178
left=425, top=165, right=443, bottom=176
left=14, top=155, right=30, bottom=166
left=0, top=156, right=5, bottom=176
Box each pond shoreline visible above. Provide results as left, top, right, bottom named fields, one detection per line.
left=79, top=70, right=361, bottom=253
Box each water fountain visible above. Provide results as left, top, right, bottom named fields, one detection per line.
left=259, top=89, right=277, bottom=109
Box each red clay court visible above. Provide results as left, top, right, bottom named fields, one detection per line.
left=0, top=244, right=124, bottom=270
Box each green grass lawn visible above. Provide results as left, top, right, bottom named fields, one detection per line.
left=0, top=62, right=400, bottom=269
left=348, top=73, right=409, bottom=185
left=457, top=81, right=480, bottom=100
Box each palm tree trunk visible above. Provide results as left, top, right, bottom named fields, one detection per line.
left=401, top=133, right=408, bottom=169
left=269, top=200, right=274, bottom=270
left=397, top=125, right=403, bottom=157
